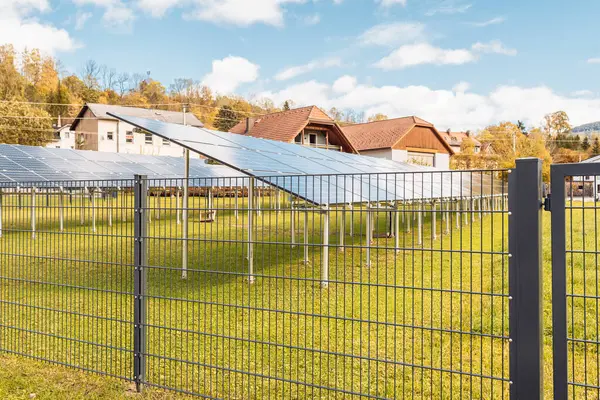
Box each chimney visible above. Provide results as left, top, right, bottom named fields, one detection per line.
left=58, top=114, right=62, bottom=127
left=245, top=117, right=256, bottom=134
left=466, top=130, right=471, bottom=137
left=446, top=128, right=451, bottom=134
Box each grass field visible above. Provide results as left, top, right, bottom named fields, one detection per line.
left=0, top=190, right=596, bottom=399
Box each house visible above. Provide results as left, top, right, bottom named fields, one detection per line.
left=46, top=124, right=75, bottom=149
left=71, top=103, right=204, bottom=157
left=229, top=106, right=357, bottom=153
left=571, top=154, right=600, bottom=199
left=340, top=116, right=454, bottom=169
left=440, top=130, right=481, bottom=154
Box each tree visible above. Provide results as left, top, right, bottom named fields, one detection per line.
left=0, top=102, right=53, bottom=146
left=592, top=138, right=600, bottom=156
left=543, top=111, right=572, bottom=136
left=214, top=105, right=239, bottom=131
left=450, top=136, right=485, bottom=170
left=328, top=107, right=343, bottom=122
left=0, top=45, right=25, bottom=100
left=283, top=100, right=291, bottom=111
left=368, top=113, right=388, bottom=122
left=582, top=136, right=591, bottom=151
left=517, top=120, right=527, bottom=135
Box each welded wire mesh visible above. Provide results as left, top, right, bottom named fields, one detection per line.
left=0, top=169, right=510, bottom=398
left=563, top=175, right=600, bottom=398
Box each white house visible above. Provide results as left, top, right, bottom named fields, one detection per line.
left=47, top=124, right=76, bottom=149
left=71, top=103, right=204, bottom=158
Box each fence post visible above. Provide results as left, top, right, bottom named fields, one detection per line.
left=133, top=175, right=148, bottom=392
left=509, top=158, right=543, bottom=399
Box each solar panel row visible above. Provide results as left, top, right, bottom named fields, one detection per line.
left=109, top=114, right=504, bottom=205
left=0, top=144, right=246, bottom=188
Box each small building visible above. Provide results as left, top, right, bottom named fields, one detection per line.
left=71, top=103, right=204, bottom=157
left=229, top=106, right=357, bottom=153
left=340, top=116, right=454, bottom=169
left=46, top=124, right=75, bottom=149
left=571, top=154, right=600, bottom=199
left=440, top=130, right=481, bottom=154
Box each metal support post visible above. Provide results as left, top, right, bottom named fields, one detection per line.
left=182, top=150, right=190, bottom=279
left=509, top=158, right=543, bottom=400
left=133, top=174, right=148, bottom=393
left=59, top=187, right=64, bottom=232
left=31, top=187, right=36, bottom=239
left=321, top=205, right=330, bottom=288
left=247, top=178, right=255, bottom=283
left=339, top=206, right=345, bottom=252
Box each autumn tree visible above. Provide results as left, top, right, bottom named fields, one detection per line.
left=543, top=111, right=572, bottom=136
left=0, top=45, right=25, bottom=100
left=368, top=113, right=388, bottom=122
left=451, top=136, right=484, bottom=169
left=214, top=105, right=239, bottom=131
left=0, top=102, right=53, bottom=146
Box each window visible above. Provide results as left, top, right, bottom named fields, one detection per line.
left=64, top=132, right=70, bottom=139
left=407, top=151, right=435, bottom=167
left=294, top=133, right=302, bottom=143
left=107, top=131, right=114, bottom=140
left=145, top=133, right=153, bottom=144
left=162, top=138, right=170, bottom=146
left=309, top=134, right=317, bottom=144
left=125, top=131, right=133, bottom=143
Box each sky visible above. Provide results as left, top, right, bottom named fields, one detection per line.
left=1, top=0, right=600, bottom=131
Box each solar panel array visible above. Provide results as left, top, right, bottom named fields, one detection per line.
left=109, top=113, right=504, bottom=205
left=0, top=144, right=246, bottom=188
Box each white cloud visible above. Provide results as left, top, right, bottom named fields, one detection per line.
left=74, top=11, right=93, bottom=30
left=374, top=42, right=476, bottom=70
left=275, top=57, right=342, bottom=81
left=453, top=81, right=470, bottom=93
left=572, top=90, right=594, bottom=97
left=256, top=78, right=600, bottom=131
left=471, top=17, right=505, bottom=27
left=377, top=0, right=407, bottom=6
left=472, top=40, right=517, bottom=56
left=0, top=0, right=79, bottom=55
left=425, top=2, right=471, bottom=16
left=73, top=0, right=135, bottom=28
left=332, top=75, right=357, bottom=93
left=359, top=22, right=425, bottom=47
left=188, top=0, right=305, bottom=27
left=136, top=0, right=182, bottom=17
left=302, top=13, right=320, bottom=25
left=201, top=56, right=260, bottom=94
left=588, top=58, right=600, bottom=64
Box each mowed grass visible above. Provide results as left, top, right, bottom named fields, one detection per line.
left=0, top=191, right=595, bottom=398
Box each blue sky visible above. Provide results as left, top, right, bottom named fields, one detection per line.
left=2, top=0, right=600, bottom=130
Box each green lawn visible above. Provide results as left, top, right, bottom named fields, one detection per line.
left=0, top=191, right=595, bottom=398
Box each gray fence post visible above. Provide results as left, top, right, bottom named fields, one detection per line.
left=509, top=158, right=543, bottom=399
left=133, top=175, right=148, bottom=392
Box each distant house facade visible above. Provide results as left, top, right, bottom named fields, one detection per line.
left=47, top=124, right=75, bottom=149
left=229, top=106, right=357, bottom=153
left=571, top=154, right=600, bottom=199
left=340, top=117, right=454, bottom=169
left=440, top=130, right=481, bottom=154
left=71, top=103, right=204, bottom=157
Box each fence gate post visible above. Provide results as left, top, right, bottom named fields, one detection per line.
left=509, top=158, right=543, bottom=399
left=133, top=175, right=148, bottom=392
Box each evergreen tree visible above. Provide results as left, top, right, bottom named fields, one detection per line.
left=283, top=100, right=290, bottom=111
left=517, top=120, right=527, bottom=135
left=214, top=105, right=239, bottom=132
left=592, top=138, right=600, bottom=156
left=582, top=136, right=591, bottom=151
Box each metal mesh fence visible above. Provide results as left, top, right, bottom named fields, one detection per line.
left=0, top=170, right=511, bottom=398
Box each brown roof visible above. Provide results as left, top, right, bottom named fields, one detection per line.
left=229, top=106, right=332, bottom=141
left=440, top=131, right=481, bottom=147
left=341, top=116, right=453, bottom=153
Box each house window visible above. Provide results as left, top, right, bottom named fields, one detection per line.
left=64, top=132, right=70, bottom=139
left=125, top=131, right=133, bottom=143
left=309, top=134, right=317, bottom=145
left=145, top=133, right=153, bottom=144
left=407, top=151, right=435, bottom=167
left=162, top=138, right=170, bottom=146
left=294, top=133, right=302, bottom=143
left=107, top=132, right=114, bottom=140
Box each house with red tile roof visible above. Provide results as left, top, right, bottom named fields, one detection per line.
left=340, top=116, right=454, bottom=169
left=440, top=129, right=481, bottom=154
left=229, top=106, right=357, bottom=153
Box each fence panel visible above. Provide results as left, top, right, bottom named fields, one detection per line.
left=0, top=179, right=135, bottom=381
left=139, top=170, right=510, bottom=398
left=552, top=162, right=600, bottom=399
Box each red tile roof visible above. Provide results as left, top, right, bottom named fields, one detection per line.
left=440, top=131, right=481, bottom=147
left=229, top=106, right=333, bottom=142
left=341, top=116, right=437, bottom=151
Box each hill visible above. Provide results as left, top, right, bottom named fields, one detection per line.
left=573, top=121, right=600, bottom=135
